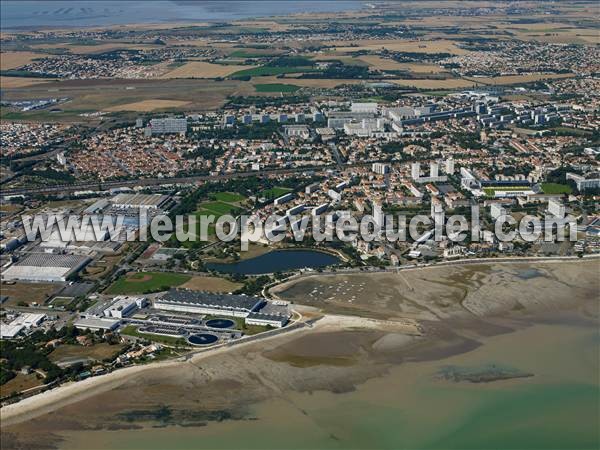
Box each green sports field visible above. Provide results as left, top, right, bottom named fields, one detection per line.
left=106, top=272, right=191, bottom=295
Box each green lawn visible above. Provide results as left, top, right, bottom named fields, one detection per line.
left=229, top=50, right=279, bottom=58
left=119, top=325, right=188, bottom=346
left=212, top=192, right=246, bottom=203
left=261, top=187, right=293, bottom=199
left=541, top=183, right=573, bottom=194
left=106, top=272, right=191, bottom=295
left=254, top=83, right=300, bottom=93
left=197, top=201, right=241, bottom=217
left=484, top=186, right=531, bottom=197
left=230, top=66, right=319, bottom=79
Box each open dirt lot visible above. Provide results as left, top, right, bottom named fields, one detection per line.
left=49, top=344, right=126, bottom=365
left=0, top=374, right=44, bottom=396
left=0, top=282, right=63, bottom=306
left=180, top=276, right=242, bottom=293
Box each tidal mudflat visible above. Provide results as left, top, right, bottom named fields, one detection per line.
left=2, top=260, right=598, bottom=450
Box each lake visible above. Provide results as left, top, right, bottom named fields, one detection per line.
left=1, top=1, right=364, bottom=29
left=206, top=249, right=341, bottom=275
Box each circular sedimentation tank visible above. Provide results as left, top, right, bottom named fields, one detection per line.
left=188, top=333, right=218, bottom=345
left=205, top=318, right=236, bottom=329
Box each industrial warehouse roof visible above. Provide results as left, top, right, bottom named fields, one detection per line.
left=157, top=289, right=263, bottom=312
left=1, top=253, right=91, bottom=282
left=11, top=253, right=90, bottom=268
left=111, top=193, right=169, bottom=208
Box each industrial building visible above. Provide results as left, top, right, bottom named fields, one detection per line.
left=0, top=313, right=46, bottom=339
left=103, top=296, right=147, bottom=318
left=111, top=193, right=170, bottom=209
left=245, top=312, right=288, bottom=328
left=148, top=117, right=187, bottom=135
left=1, top=253, right=91, bottom=282
left=154, top=289, right=264, bottom=318
left=74, top=317, right=120, bottom=332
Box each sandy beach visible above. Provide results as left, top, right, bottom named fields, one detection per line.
left=1, top=310, right=419, bottom=427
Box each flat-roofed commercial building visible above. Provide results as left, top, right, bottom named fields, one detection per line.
left=154, top=289, right=264, bottom=318
left=1, top=253, right=91, bottom=282
left=111, top=193, right=169, bottom=209
left=148, top=118, right=187, bottom=135
left=103, top=296, right=147, bottom=319
left=74, top=317, right=120, bottom=332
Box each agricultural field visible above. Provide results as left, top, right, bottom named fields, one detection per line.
left=105, top=271, right=191, bottom=295
left=0, top=51, right=54, bottom=70
left=254, top=83, right=300, bottom=93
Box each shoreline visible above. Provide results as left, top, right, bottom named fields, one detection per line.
left=0, top=312, right=419, bottom=427
left=2, top=258, right=597, bottom=426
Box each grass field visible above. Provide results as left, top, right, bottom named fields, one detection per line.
left=541, top=183, right=573, bottom=195
left=331, top=39, right=469, bottom=55
left=0, top=373, right=43, bottom=395
left=197, top=200, right=241, bottom=217
left=261, top=187, right=292, bottom=199
left=254, top=83, right=300, bottom=93
left=0, top=282, right=62, bottom=306
left=106, top=271, right=191, bottom=295
left=120, top=325, right=188, bottom=346
left=484, top=186, right=531, bottom=197
left=161, top=61, right=256, bottom=79
left=0, top=76, right=52, bottom=88
left=49, top=343, right=125, bottom=364
left=106, top=99, right=191, bottom=112
left=392, top=78, right=476, bottom=89
left=463, top=73, right=573, bottom=86
left=212, top=192, right=246, bottom=203
left=229, top=49, right=280, bottom=58
left=359, top=55, right=445, bottom=73
left=230, top=66, right=318, bottom=79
